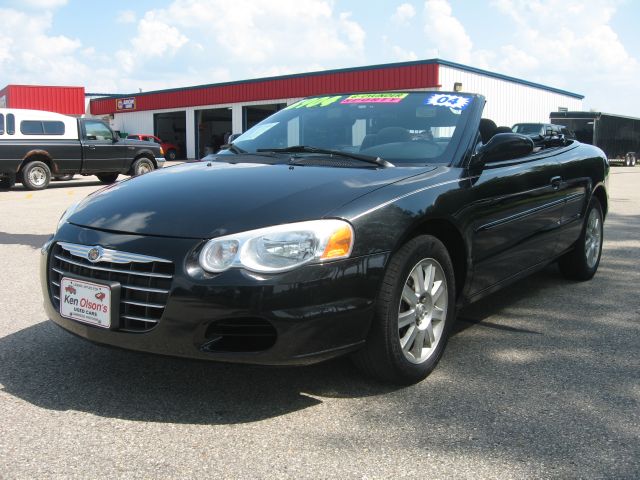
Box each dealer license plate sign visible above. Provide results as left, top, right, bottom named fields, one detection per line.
left=60, top=277, right=111, bottom=328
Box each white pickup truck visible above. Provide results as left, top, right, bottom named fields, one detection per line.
left=0, top=108, right=165, bottom=190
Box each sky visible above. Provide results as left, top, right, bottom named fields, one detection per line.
left=0, top=0, right=639, bottom=116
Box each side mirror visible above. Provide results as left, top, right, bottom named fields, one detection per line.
left=220, top=133, right=242, bottom=150
left=473, top=133, right=534, bottom=165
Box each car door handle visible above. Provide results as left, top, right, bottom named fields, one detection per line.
left=550, top=176, right=562, bottom=189
left=88, top=145, right=96, bottom=150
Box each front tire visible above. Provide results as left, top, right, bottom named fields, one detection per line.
left=21, top=161, right=51, bottom=190
left=166, top=149, right=177, bottom=161
left=353, top=235, right=456, bottom=384
left=96, top=173, right=119, bottom=184
left=559, top=198, right=603, bottom=280
left=132, top=157, right=155, bottom=176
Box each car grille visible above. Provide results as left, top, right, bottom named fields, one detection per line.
left=49, top=242, right=174, bottom=332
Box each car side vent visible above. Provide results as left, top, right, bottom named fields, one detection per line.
left=203, top=318, right=277, bottom=352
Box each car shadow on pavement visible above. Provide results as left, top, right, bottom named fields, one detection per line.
left=0, top=320, right=398, bottom=425
left=9, top=179, right=106, bottom=191
left=0, top=231, right=51, bottom=249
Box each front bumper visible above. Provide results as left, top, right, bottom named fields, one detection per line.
left=41, top=224, right=388, bottom=365
left=155, top=157, right=166, bottom=168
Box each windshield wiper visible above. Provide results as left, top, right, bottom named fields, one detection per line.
left=257, top=146, right=395, bottom=168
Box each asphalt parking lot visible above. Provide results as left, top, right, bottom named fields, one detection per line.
left=0, top=167, right=638, bottom=479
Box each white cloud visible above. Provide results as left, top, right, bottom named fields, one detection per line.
left=392, top=45, right=418, bottom=61
left=116, top=10, right=136, bottom=24
left=489, top=0, right=640, bottom=101
left=0, top=0, right=367, bottom=97
left=0, top=8, right=90, bottom=85
left=423, top=0, right=473, bottom=63
left=161, top=0, right=366, bottom=68
left=20, top=0, right=67, bottom=8
left=116, top=11, right=189, bottom=74
left=392, top=3, right=416, bottom=24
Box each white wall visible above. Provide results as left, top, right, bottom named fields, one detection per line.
left=110, top=110, right=154, bottom=137
left=439, top=66, right=583, bottom=127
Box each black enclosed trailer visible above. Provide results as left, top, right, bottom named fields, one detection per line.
left=550, top=111, right=640, bottom=166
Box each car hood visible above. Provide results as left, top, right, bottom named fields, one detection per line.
left=69, top=160, right=435, bottom=238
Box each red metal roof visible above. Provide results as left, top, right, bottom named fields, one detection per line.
left=90, top=62, right=440, bottom=115
left=0, top=85, right=85, bottom=115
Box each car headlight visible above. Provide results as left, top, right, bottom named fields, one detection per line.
left=199, top=219, right=354, bottom=273
left=56, top=201, right=80, bottom=233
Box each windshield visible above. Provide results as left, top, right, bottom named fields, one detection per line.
left=227, top=92, right=475, bottom=165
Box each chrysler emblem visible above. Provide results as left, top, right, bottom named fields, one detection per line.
left=87, top=247, right=103, bottom=263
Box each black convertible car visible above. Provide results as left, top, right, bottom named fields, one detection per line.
left=41, top=92, right=608, bottom=384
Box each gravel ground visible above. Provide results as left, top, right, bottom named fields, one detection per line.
left=0, top=168, right=638, bottom=479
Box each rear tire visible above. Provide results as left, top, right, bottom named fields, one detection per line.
left=96, top=173, right=119, bottom=184
left=559, top=198, right=603, bottom=281
left=352, top=235, right=456, bottom=384
left=132, top=157, right=155, bottom=176
left=21, top=161, right=51, bottom=190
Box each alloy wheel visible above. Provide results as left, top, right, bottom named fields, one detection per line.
left=585, top=208, right=602, bottom=269
left=398, top=258, right=448, bottom=364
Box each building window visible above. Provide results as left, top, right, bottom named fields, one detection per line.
left=7, top=114, right=15, bottom=135
left=0, top=114, right=4, bottom=135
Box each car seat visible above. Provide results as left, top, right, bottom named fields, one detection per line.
left=479, top=118, right=498, bottom=144
left=360, top=127, right=410, bottom=151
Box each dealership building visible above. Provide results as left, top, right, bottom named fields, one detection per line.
left=3, top=59, right=584, bottom=160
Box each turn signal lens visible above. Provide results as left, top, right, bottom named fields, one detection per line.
left=321, top=224, right=353, bottom=259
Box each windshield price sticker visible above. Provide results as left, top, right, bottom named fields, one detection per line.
left=286, top=96, right=343, bottom=109
left=60, top=277, right=111, bottom=328
left=341, top=93, right=409, bottom=104
left=425, top=94, right=471, bottom=110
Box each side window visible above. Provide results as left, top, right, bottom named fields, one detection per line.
left=20, top=120, right=66, bottom=135
left=84, top=121, right=113, bottom=141
left=43, top=121, right=65, bottom=135
left=7, top=114, right=15, bottom=135
left=21, top=121, right=44, bottom=135
left=0, top=113, right=4, bottom=135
